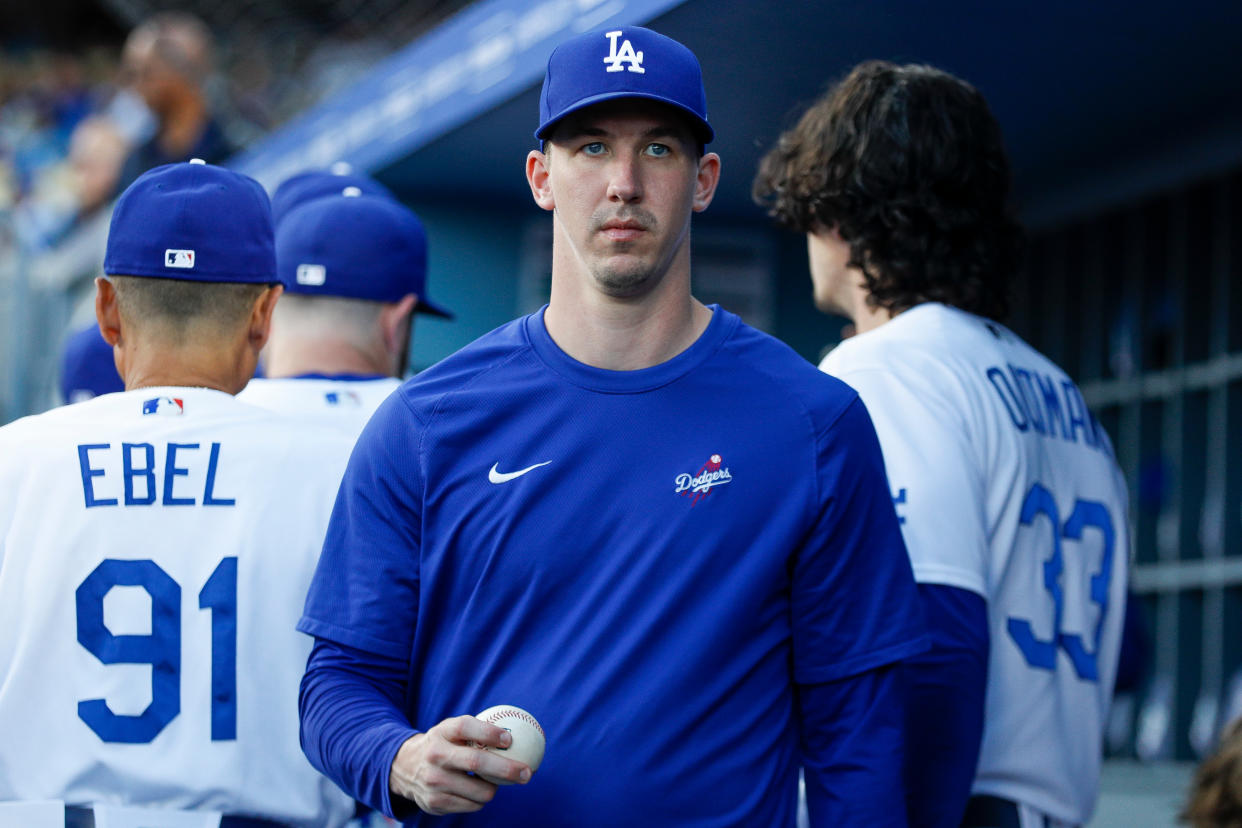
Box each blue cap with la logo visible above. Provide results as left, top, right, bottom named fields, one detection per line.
left=536, top=26, right=713, bottom=144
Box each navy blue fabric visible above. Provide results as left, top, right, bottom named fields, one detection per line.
left=298, top=306, right=926, bottom=826
left=800, top=666, right=908, bottom=827
left=903, top=583, right=989, bottom=828
left=270, top=170, right=395, bottom=227
left=104, top=161, right=275, bottom=284
left=1114, top=591, right=1150, bottom=694
left=59, top=325, right=123, bottom=402
left=536, top=26, right=713, bottom=142
left=276, top=191, right=452, bottom=316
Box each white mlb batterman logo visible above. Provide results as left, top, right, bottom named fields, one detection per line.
left=297, top=264, right=327, bottom=286
left=603, top=31, right=645, bottom=74
left=165, top=249, right=195, bottom=269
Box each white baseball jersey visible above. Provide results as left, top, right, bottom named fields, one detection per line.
left=821, top=303, right=1129, bottom=824
left=238, top=376, right=400, bottom=435
left=0, top=387, right=356, bottom=827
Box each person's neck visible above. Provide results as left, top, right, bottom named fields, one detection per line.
left=124, top=356, right=252, bottom=396
left=543, top=254, right=711, bottom=371
left=157, top=93, right=209, bottom=158
left=846, top=279, right=898, bottom=335
left=262, top=338, right=393, bottom=379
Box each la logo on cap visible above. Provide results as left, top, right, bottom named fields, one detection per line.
left=603, top=30, right=644, bottom=74
left=165, top=249, right=195, bottom=269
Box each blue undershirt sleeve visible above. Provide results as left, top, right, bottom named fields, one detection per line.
left=299, top=637, right=419, bottom=820
left=902, top=583, right=989, bottom=828
left=800, top=664, right=907, bottom=828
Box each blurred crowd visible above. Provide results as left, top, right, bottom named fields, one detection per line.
left=0, top=11, right=389, bottom=258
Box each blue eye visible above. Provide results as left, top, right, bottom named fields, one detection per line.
left=582, top=142, right=606, bottom=156
left=646, top=143, right=671, bottom=157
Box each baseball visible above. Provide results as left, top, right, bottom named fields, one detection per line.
left=473, top=705, right=546, bottom=785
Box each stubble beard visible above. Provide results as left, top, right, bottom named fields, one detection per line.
left=587, top=206, right=664, bottom=298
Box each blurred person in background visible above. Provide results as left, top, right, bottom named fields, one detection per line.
left=68, top=115, right=128, bottom=218
left=114, top=12, right=233, bottom=193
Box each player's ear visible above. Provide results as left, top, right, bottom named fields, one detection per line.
left=247, top=283, right=283, bottom=353
left=94, top=277, right=122, bottom=347
left=380, top=294, right=418, bottom=356
left=526, top=149, right=555, bottom=212
left=692, top=152, right=721, bottom=213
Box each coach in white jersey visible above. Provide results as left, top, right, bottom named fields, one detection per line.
left=0, top=160, right=355, bottom=827
left=755, top=62, right=1130, bottom=828
left=238, top=176, right=452, bottom=434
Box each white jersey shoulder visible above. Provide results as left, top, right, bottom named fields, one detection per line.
left=0, top=388, right=356, bottom=827
left=821, top=303, right=1129, bottom=824
left=238, top=376, right=400, bottom=436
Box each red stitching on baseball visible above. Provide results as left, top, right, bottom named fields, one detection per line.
left=482, top=707, right=545, bottom=737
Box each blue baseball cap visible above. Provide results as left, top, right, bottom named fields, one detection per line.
left=536, top=26, right=713, bottom=144
left=59, top=324, right=124, bottom=403
left=270, top=168, right=395, bottom=227
left=276, top=189, right=453, bottom=317
left=104, top=160, right=276, bottom=284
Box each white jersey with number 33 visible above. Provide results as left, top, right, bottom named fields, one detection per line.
left=821, top=303, right=1129, bottom=825
left=0, top=388, right=356, bottom=827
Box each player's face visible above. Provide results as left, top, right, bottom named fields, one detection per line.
left=527, top=100, right=720, bottom=299
left=123, top=37, right=178, bottom=114
left=806, top=227, right=860, bottom=317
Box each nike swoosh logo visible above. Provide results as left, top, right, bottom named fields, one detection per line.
left=488, top=461, right=552, bottom=484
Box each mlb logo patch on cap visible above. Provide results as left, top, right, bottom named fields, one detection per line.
left=296, top=264, right=326, bottom=286
left=165, top=249, right=195, bottom=269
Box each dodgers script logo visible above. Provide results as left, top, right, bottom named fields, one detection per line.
left=603, top=30, right=645, bottom=74
left=142, top=397, right=184, bottom=416
left=675, top=453, right=732, bottom=506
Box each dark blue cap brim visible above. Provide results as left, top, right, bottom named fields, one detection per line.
left=417, top=297, right=453, bottom=319
left=535, top=90, right=714, bottom=144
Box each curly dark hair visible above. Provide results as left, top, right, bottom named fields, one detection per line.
left=1182, top=717, right=1242, bottom=828
left=753, top=60, right=1024, bottom=321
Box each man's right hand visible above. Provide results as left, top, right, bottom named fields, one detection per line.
left=389, top=715, right=533, bottom=815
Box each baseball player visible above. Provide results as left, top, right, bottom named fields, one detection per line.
left=755, top=61, right=1130, bottom=828
left=59, top=323, right=125, bottom=404
left=0, top=160, right=356, bottom=828
left=238, top=177, right=452, bottom=434
left=295, top=27, right=927, bottom=827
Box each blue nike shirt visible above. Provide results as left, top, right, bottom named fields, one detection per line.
left=299, top=306, right=927, bottom=826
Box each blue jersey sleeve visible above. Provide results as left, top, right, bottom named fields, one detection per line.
left=800, top=665, right=907, bottom=827
left=299, top=638, right=418, bottom=819
left=299, top=392, right=423, bottom=659
left=793, top=396, right=928, bottom=684
left=902, top=583, right=989, bottom=828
